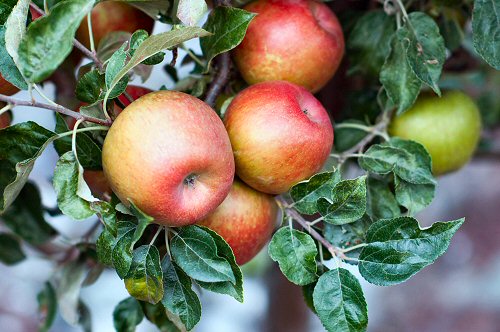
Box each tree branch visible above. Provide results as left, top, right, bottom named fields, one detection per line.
left=0, top=94, right=112, bottom=126
left=204, top=52, right=231, bottom=108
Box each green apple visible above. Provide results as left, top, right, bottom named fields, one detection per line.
left=389, top=91, right=481, bottom=175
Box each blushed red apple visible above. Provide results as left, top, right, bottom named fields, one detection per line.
left=224, top=81, right=334, bottom=194
left=198, top=179, right=278, bottom=265
left=233, top=0, right=344, bottom=92
left=102, top=91, right=235, bottom=226
left=0, top=74, right=19, bottom=96
left=76, top=2, right=155, bottom=49
left=0, top=104, right=10, bottom=129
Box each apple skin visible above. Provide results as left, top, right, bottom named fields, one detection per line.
left=224, top=81, right=334, bottom=194
left=233, top=0, right=344, bottom=93
left=0, top=74, right=19, bottom=96
left=198, top=179, right=278, bottom=265
left=102, top=91, right=235, bottom=226
left=389, top=91, right=481, bottom=175
left=76, top=2, right=154, bottom=49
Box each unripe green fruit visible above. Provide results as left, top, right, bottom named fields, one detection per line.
left=389, top=91, right=481, bottom=175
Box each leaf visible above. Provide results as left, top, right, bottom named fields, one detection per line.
left=177, top=0, right=207, bottom=26
left=439, top=10, right=464, bottom=52
left=75, top=69, right=106, bottom=103
left=317, top=176, right=367, bottom=225
left=141, top=302, right=183, bottom=332
left=394, top=175, right=435, bottom=215
left=0, top=122, right=56, bottom=214
left=96, top=228, right=115, bottom=266
left=290, top=170, right=341, bottom=215
left=106, top=42, right=129, bottom=98
left=37, top=282, right=57, bottom=332
left=347, top=10, right=396, bottom=76
left=170, top=226, right=236, bottom=284
left=200, top=6, right=255, bottom=70
left=113, top=297, right=145, bottom=332
left=2, top=182, right=57, bottom=245
left=105, top=26, right=210, bottom=102
left=90, top=201, right=117, bottom=236
left=4, top=0, right=30, bottom=68
left=17, top=0, right=95, bottom=82
left=358, top=216, right=464, bottom=286
left=268, top=227, right=318, bottom=286
left=125, top=245, right=164, bottom=304
left=324, top=216, right=372, bottom=253
left=53, top=151, right=96, bottom=220
left=472, top=0, right=500, bottom=69
left=97, top=31, right=131, bottom=61
left=380, top=35, right=422, bottom=115
left=129, top=200, right=154, bottom=247
left=0, top=233, right=25, bottom=265
left=53, top=113, right=102, bottom=170
left=0, top=27, right=27, bottom=89
left=55, top=261, right=86, bottom=325
left=161, top=257, right=202, bottom=330
left=366, top=176, right=400, bottom=220
left=113, top=221, right=136, bottom=278
left=397, top=12, right=446, bottom=95
left=313, top=268, right=368, bottom=332
left=196, top=226, right=244, bottom=302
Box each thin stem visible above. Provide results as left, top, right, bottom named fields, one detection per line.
left=150, top=226, right=163, bottom=246
left=57, top=126, right=109, bottom=139
left=0, top=103, right=12, bottom=117
left=394, top=0, right=410, bottom=21
left=181, top=46, right=205, bottom=67
left=0, top=94, right=112, bottom=126
left=87, top=13, right=95, bottom=53
left=165, top=228, right=171, bottom=257
left=308, top=216, right=324, bottom=227
left=318, top=243, right=325, bottom=265
left=72, top=119, right=84, bottom=160
left=204, top=52, right=231, bottom=107
left=122, top=91, right=135, bottom=104
left=43, top=0, right=49, bottom=13
left=33, top=84, right=58, bottom=107
left=334, top=123, right=374, bottom=133
left=341, top=243, right=367, bottom=253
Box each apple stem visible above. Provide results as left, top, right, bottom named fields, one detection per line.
left=149, top=226, right=164, bottom=246
left=0, top=93, right=113, bottom=126
left=204, top=52, right=232, bottom=107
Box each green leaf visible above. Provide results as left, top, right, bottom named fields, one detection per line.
left=17, top=0, right=95, bottom=82
left=347, top=10, right=396, bottom=76
left=324, top=215, right=372, bottom=254
left=141, top=302, right=183, bottom=332
left=113, top=297, right=144, bottom=332
left=106, top=42, right=129, bottom=98
left=4, top=0, right=30, bottom=68
left=37, top=282, right=58, bottom=332
left=472, top=0, right=500, bottom=69
left=394, top=175, right=435, bottom=215
left=268, top=227, right=317, bottom=286
left=96, top=228, right=114, bottom=266
left=177, top=0, right=207, bottom=26
left=380, top=35, right=422, bottom=115
left=53, top=151, right=96, bottom=220
left=75, top=69, right=106, bottom=103
left=113, top=221, right=136, bottom=278
left=105, top=26, right=210, bottom=103
left=161, top=257, right=202, bottom=330
left=313, top=268, right=368, bottom=332
left=129, top=200, right=154, bottom=247
left=2, top=182, right=57, bottom=245
left=171, top=226, right=236, bottom=283
left=196, top=226, right=244, bottom=302
left=125, top=245, right=164, bottom=304
left=200, top=7, right=255, bottom=70
left=90, top=201, right=117, bottom=236
left=53, top=113, right=102, bottom=170
left=0, top=121, right=56, bottom=213
left=358, top=216, right=464, bottom=286
left=0, top=27, right=27, bottom=89
left=317, top=176, right=367, bottom=225
left=0, top=233, right=25, bottom=265
left=397, top=12, right=446, bottom=95
left=290, top=170, right=341, bottom=215
left=366, top=176, right=400, bottom=220
left=439, top=10, right=464, bottom=52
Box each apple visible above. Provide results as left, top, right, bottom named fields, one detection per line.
left=389, top=91, right=481, bottom=175
left=198, top=179, right=278, bottom=265
left=76, top=2, right=155, bottom=49
left=233, top=0, right=344, bottom=93
left=0, top=104, right=10, bottom=129
left=224, top=80, right=334, bottom=194
left=0, top=74, right=19, bottom=96
left=102, top=90, right=235, bottom=226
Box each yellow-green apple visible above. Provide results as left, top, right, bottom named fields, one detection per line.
left=0, top=74, right=19, bottom=96
left=198, top=179, right=278, bottom=265
left=233, top=0, right=344, bottom=93
left=76, top=2, right=155, bottom=49
left=389, top=91, right=481, bottom=175
left=224, top=80, right=334, bottom=194
left=102, top=90, right=235, bottom=226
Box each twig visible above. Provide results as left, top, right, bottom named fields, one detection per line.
left=170, top=47, right=179, bottom=66
left=0, top=94, right=112, bottom=126
left=204, top=53, right=231, bottom=107
left=29, top=3, right=104, bottom=71
left=122, top=91, right=135, bottom=104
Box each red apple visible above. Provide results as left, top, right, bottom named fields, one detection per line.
left=102, top=90, right=235, bottom=226
left=0, top=74, right=19, bottom=96
left=76, top=2, right=155, bottom=49
left=233, top=0, right=344, bottom=93
left=84, top=170, right=112, bottom=200
left=224, top=81, right=333, bottom=194
left=198, top=179, right=278, bottom=265
left=0, top=104, right=10, bottom=129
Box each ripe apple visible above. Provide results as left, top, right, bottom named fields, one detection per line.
left=233, top=0, right=344, bottom=93
left=102, top=90, right=235, bottom=226
left=389, top=91, right=481, bottom=175
left=76, top=2, right=155, bottom=49
left=198, top=179, right=278, bottom=265
left=224, top=81, right=334, bottom=194
left=0, top=74, right=19, bottom=96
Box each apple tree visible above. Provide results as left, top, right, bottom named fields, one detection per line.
left=0, top=0, right=498, bottom=331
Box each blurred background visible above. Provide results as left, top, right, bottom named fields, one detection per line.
left=2, top=1, right=500, bottom=332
